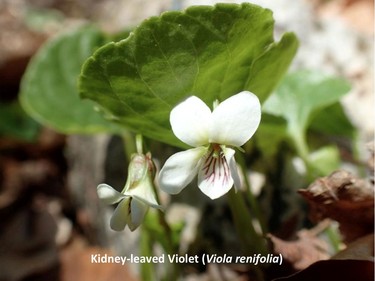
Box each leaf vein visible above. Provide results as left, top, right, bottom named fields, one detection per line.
left=130, top=46, right=171, bottom=106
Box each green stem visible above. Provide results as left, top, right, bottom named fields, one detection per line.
left=158, top=211, right=180, bottom=281
left=122, top=131, right=137, bottom=159
left=152, top=188, right=176, bottom=257
left=227, top=188, right=268, bottom=256
left=236, top=153, right=267, bottom=234
left=292, top=130, right=309, bottom=163
left=140, top=227, right=156, bottom=281
left=143, top=210, right=180, bottom=281
left=136, top=134, right=144, bottom=154
left=153, top=193, right=180, bottom=280
left=290, top=129, right=320, bottom=180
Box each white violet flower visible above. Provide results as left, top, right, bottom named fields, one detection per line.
left=97, top=153, right=161, bottom=231
left=159, top=91, right=261, bottom=199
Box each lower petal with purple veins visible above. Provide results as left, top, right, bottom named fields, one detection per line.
left=197, top=145, right=235, bottom=199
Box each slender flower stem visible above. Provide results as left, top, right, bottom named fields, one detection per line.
left=151, top=181, right=176, bottom=256
left=140, top=228, right=156, bottom=281
left=227, top=188, right=268, bottom=256
left=136, top=134, right=144, bottom=154
left=152, top=186, right=180, bottom=280
left=122, top=131, right=137, bottom=160
left=227, top=188, right=267, bottom=281
left=236, top=153, right=267, bottom=234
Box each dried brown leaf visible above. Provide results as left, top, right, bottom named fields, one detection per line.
left=299, top=170, right=374, bottom=243
left=268, top=228, right=330, bottom=270
left=333, top=233, right=374, bottom=261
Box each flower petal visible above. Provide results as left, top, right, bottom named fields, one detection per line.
left=127, top=178, right=162, bottom=209
left=209, top=91, right=261, bottom=146
left=225, top=148, right=241, bottom=190
left=127, top=198, right=148, bottom=231
left=97, top=183, right=125, bottom=205
left=110, top=197, right=130, bottom=231
left=170, top=96, right=211, bottom=147
left=197, top=147, right=235, bottom=199
left=159, top=147, right=206, bottom=195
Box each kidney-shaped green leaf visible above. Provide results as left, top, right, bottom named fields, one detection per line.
left=263, top=70, right=351, bottom=159
left=79, top=3, right=298, bottom=147
left=263, top=70, right=351, bottom=136
left=19, top=26, right=122, bottom=134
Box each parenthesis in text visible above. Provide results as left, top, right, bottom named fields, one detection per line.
left=202, top=254, right=206, bottom=265
left=279, top=254, right=282, bottom=265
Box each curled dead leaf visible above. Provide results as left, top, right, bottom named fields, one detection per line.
left=268, top=228, right=330, bottom=270
left=299, top=170, right=374, bottom=243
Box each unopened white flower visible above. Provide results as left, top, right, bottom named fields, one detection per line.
left=97, top=153, right=161, bottom=231
left=159, top=91, right=261, bottom=199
